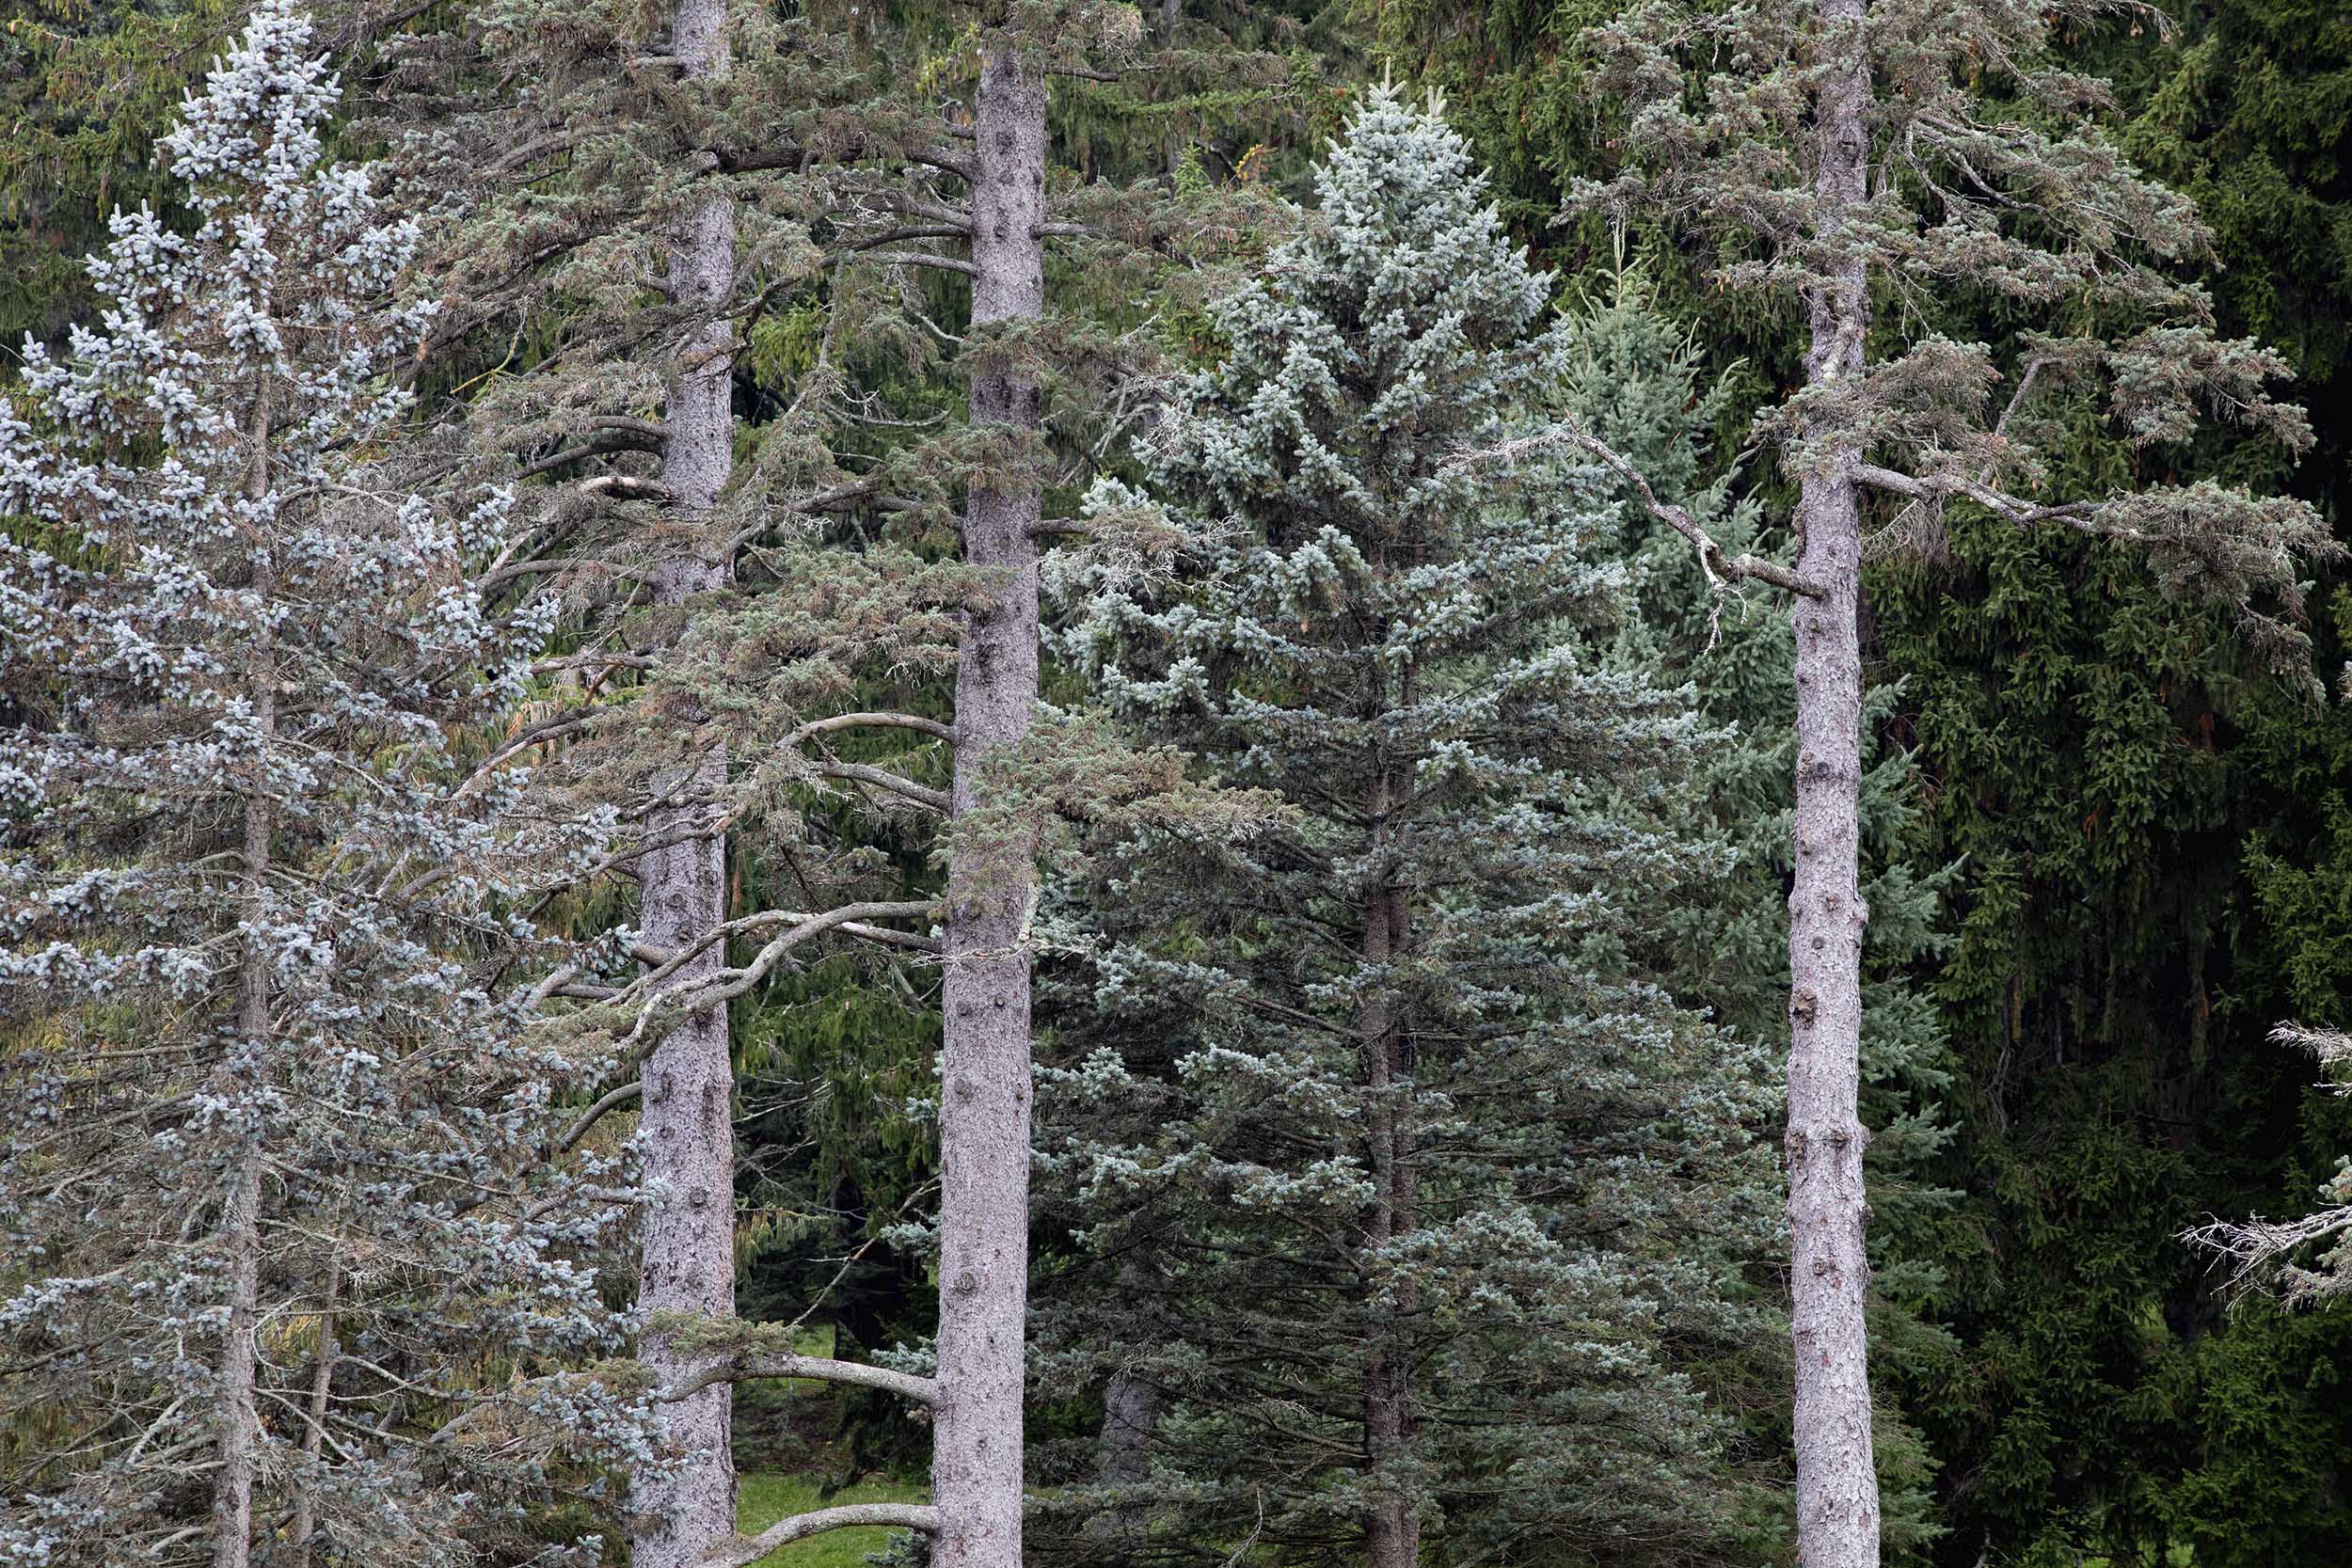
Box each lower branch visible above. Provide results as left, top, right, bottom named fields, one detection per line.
left=708, top=1505, right=941, bottom=1568
left=660, top=1353, right=938, bottom=1407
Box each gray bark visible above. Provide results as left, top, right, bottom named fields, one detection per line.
left=290, top=1264, right=342, bottom=1568
left=633, top=0, right=739, bottom=1560
left=1097, top=1372, right=1160, bottom=1486
left=1359, top=751, right=1417, bottom=1568
left=213, top=405, right=272, bottom=1568
left=1087, top=1261, right=1161, bottom=1549
left=1785, top=4, right=1881, bottom=1563
left=212, top=1142, right=261, bottom=1568
left=931, top=45, right=1046, bottom=1568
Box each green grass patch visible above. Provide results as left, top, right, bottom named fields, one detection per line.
left=737, top=1473, right=929, bottom=1568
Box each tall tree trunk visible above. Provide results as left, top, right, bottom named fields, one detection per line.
left=215, top=405, right=274, bottom=1568
left=932, top=44, right=1045, bottom=1568
left=1090, top=1255, right=1162, bottom=1546
left=1786, top=4, right=1880, bottom=1564
left=1359, top=756, right=1417, bottom=1568
left=634, top=0, right=739, bottom=1560
left=213, top=1143, right=262, bottom=1568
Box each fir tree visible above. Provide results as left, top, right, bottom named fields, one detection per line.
left=1032, top=91, right=1780, bottom=1568
left=0, top=9, right=640, bottom=1567
left=371, top=5, right=1309, bottom=1564
left=1556, top=273, right=1963, bottom=1561
left=1550, top=4, right=2343, bottom=1561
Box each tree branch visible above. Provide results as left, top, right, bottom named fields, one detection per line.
left=553, top=1081, right=643, bottom=1155
left=787, top=711, right=954, bottom=747
left=814, top=761, right=951, bottom=813
left=850, top=226, right=971, bottom=252
left=1551, top=424, right=1823, bottom=598
left=1850, top=463, right=2107, bottom=531
left=580, top=474, right=676, bottom=505
left=707, top=1506, right=941, bottom=1568
left=858, top=249, right=981, bottom=278
left=660, top=1353, right=937, bottom=1406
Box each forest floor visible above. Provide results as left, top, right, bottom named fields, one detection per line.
left=734, top=1324, right=929, bottom=1568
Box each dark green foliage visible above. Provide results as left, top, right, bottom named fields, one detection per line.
left=1557, top=276, right=1965, bottom=1563
left=1875, top=509, right=2352, bottom=1564
left=1367, top=0, right=2352, bottom=1560
left=0, top=0, right=243, bottom=347
left=2112, top=0, right=2352, bottom=507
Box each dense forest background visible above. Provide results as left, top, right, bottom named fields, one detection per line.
left=5, top=0, right=2352, bottom=1564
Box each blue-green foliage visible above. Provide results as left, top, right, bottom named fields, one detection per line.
left=1553, top=276, right=1966, bottom=1562
left=0, top=11, right=642, bottom=1564
left=1031, top=91, right=1780, bottom=1568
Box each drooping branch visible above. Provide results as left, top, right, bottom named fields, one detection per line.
left=1553, top=424, right=1824, bottom=597
left=2183, top=1204, right=2352, bottom=1303
left=813, top=761, right=952, bottom=813
left=2182, top=1022, right=2352, bottom=1304
left=1441, top=424, right=1823, bottom=636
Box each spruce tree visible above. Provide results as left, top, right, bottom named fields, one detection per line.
left=1551, top=7, right=2341, bottom=1563
left=0, top=9, right=638, bottom=1566
left=1556, top=274, right=1963, bottom=1560
left=372, top=5, right=1304, bottom=1565
left=1032, top=91, right=1780, bottom=1568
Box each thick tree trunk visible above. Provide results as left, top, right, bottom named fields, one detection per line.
left=932, top=45, right=1045, bottom=1568
left=1359, top=759, right=1418, bottom=1568
left=1785, top=4, right=1880, bottom=1564
left=633, top=0, right=739, bottom=1561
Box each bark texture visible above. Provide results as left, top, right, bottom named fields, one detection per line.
left=213, top=410, right=273, bottom=1568
left=1359, top=747, right=1418, bottom=1568
left=931, top=45, right=1046, bottom=1568
left=289, top=1263, right=342, bottom=1568
left=211, top=1143, right=261, bottom=1568
left=1785, top=5, right=1881, bottom=1564
left=633, top=0, right=739, bottom=1559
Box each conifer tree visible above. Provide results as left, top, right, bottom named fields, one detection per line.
left=0, top=9, right=639, bottom=1566
left=1558, top=6, right=2343, bottom=1564
left=1556, top=275, right=1962, bottom=1561
left=373, top=5, right=1303, bottom=1566
left=1033, top=92, right=1780, bottom=1568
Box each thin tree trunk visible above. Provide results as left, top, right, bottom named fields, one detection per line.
left=1785, top=3, right=1880, bottom=1563
left=1095, top=1258, right=1160, bottom=1490
left=633, top=0, right=739, bottom=1560
left=291, top=1264, right=342, bottom=1568
left=1096, top=1369, right=1161, bottom=1489
left=215, top=405, right=273, bottom=1568
left=213, top=1144, right=262, bottom=1568
left=1359, top=753, right=1417, bottom=1568
left=932, top=43, right=1045, bottom=1568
